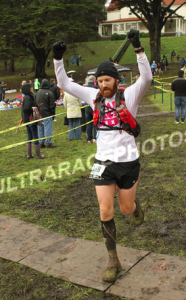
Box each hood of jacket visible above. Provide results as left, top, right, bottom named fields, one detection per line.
left=22, top=83, right=32, bottom=95
left=40, top=79, right=50, bottom=89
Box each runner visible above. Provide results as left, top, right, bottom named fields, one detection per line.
left=53, top=29, right=152, bottom=282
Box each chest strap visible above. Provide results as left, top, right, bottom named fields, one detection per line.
left=93, top=89, right=140, bottom=137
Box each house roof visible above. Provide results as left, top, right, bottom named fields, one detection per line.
left=102, top=17, right=145, bottom=24
left=107, top=0, right=185, bottom=11
left=163, top=0, right=186, bottom=5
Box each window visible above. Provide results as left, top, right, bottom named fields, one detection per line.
left=113, top=24, right=119, bottom=31
left=119, top=24, right=124, bottom=31
left=126, top=22, right=137, bottom=31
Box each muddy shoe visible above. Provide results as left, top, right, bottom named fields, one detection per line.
left=133, top=198, right=144, bottom=226
left=102, top=254, right=121, bottom=282
left=102, top=267, right=120, bottom=282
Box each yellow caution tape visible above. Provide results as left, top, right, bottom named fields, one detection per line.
left=0, top=119, right=94, bottom=151
left=0, top=105, right=89, bottom=135
left=154, top=86, right=174, bottom=93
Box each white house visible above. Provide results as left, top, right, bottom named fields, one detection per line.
left=99, top=0, right=186, bottom=37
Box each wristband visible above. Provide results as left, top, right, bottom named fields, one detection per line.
left=134, top=47, right=145, bottom=54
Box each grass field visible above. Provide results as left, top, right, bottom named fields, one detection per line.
left=1, top=36, right=186, bottom=299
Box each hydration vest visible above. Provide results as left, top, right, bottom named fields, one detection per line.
left=93, top=88, right=141, bottom=138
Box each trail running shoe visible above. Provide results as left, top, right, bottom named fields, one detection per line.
left=133, top=198, right=144, bottom=226
left=102, top=256, right=121, bottom=282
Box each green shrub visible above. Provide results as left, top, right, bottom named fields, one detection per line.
left=111, top=33, right=126, bottom=40
left=140, top=32, right=149, bottom=38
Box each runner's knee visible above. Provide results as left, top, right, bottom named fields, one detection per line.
left=120, top=202, right=135, bottom=215
left=100, top=204, right=114, bottom=221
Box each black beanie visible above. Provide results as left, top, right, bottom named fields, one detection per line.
left=95, top=60, right=120, bottom=80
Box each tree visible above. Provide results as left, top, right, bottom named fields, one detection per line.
left=0, top=0, right=106, bottom=78
left=108, top=0, right=186, bottom=63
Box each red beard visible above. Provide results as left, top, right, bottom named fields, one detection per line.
left=99, top=80, right=118, bottom=98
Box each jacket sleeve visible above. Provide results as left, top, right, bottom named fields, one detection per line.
left=22, top=95, right=33, bottom=115
left=49, top=93, right=56, bottom=115
left=32, top=94, right=38, bottom=107
left=56, top=87, right=60, bottom=100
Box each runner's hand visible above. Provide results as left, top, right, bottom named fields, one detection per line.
left=127, top=29, right=141, bottom=48
left=52, top=41, right=66, bottom=60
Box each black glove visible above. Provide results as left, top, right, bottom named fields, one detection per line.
left=52, top=41, right=66, bottom=60
left=127, top=29, right=141, bottom=48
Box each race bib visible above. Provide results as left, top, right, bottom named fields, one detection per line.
left=89, top=163, right=106, bottom=180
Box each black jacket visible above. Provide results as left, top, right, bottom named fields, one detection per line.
left=171, top=77, right=186, bottom=97
left=50, top=83, right=60, bottom=101
left=21, top=84, right=37, bottom=123
left=36, top=79, right=56, bottom=117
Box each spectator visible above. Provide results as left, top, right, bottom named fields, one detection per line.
left=63, top=91, right=82, bottom=140
left=50, top=78, right=60, bottom=100
left=180, top=57, right=186, bottom=68
left=75, top=55, right=80, bottom=66
left=0, top=81, right=7, bottom=101
left=34, top=78, right=40, bottom=92
left=21, top=83, right=44, bottom=159
left=20, top=80, right=26, bottom=91
left=157, top=60, right=164, bottom=75
left=36, top=79, right=56, bottom=148
left=162, top=55, right=169, bottom=71
left=20, top=80, right=27, bottom=100
left=151, top=61, right=157, bottom=76
left=28, top=79, right=34, bottom=86
left=171, top=50, right=176, bottom=62
left=171, top=69, right=186, bottom=124
left=177, top=54, right=180, bottom=62
left=85, top=75, right=98, bottom=143
left=0, top=83, right=3, bottom=102
left=71, top=56, right=75, bottom=65
left=120, top=74, right=126, bottom=85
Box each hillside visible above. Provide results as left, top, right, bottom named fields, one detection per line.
left=1, top=35, right=186, bottom=90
